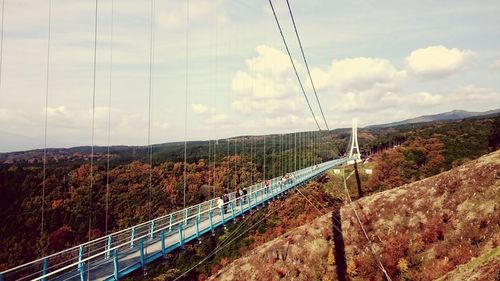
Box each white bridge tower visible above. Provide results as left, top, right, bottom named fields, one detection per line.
left=348, top=118, right=361, bottom=160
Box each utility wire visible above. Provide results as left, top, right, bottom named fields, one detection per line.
left=285, top=0, right=329, bottom=130
left=268, top=0, right=321, bottom=131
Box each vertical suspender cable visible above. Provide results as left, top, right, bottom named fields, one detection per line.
left=250, top=136, right=253, bottom=185
left=294, top=132, right=297, bottom=171
left=279, top=134, right=282, bottom=175
left=0, top=0, right=5, bottom=90
left=234, top=137, right=237, bottom=191
left=147, top=0, right=155, bottom=224
left=272, top=134, right=275, bottom=178
left=88, top=1, right=99, bottom=279
left=105, top=0, right=114, bottom=235
left=183, top=0, right=189, bottom=208
left=41, top=0, right=51, bottom=255
left=213, top=0, right=218, bottom=198
left=242, top=137, right=245, bottom=184
left=263, top=135, right=266, bottom=181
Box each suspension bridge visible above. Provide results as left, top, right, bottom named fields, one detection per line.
left=0, top=0, right=372, bottom=280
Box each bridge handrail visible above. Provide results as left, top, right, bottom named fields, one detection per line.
left=29, top=158, right=343, bottom=281
left=1, top=158, right=346, bottom=279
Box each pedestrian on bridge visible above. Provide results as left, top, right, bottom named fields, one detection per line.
left=242, top=187, right=248, bottom=204
left=222, top=194, right=229, bottom=213
left=217, top=197, right=224, bottom=214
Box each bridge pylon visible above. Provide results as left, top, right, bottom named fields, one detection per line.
left=348, top=118, right=361, bottom=161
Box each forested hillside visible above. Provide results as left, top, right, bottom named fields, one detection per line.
left=0, top=116, right=498, bottom=276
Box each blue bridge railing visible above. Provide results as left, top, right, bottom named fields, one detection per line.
left=0, top=158, right=349, bottom=281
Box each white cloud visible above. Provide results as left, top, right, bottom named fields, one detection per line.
left=191, top=103, right=209, bottom=114
left=413, top=91, right=443, bottom=106
left=308, top=57, right=407, bottom=114
left=230, top=45, right=306, bottom=120
left=157, top=0, right=228, bottom=30
left=406, top=45, right=475, bottom=78
left=490, top=58, right=500, bottom=71
left=311, top=57, right=405, bottom=92
left=246, top=45, right=297, bottom=76
left=454, top=85, right=500, bottom=102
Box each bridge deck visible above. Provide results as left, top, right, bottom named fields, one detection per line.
left=0, top=158, right=348, bottom=281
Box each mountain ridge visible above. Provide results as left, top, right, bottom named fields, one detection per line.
left=367, top=108, right=500, bottom=128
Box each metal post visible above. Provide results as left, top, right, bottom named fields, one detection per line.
left=195, top=217, right=200, bottom=238
left=139, top=239, right=144, bottom=267
left=220, top=206, right=225, bottom=225
left=78, top=245, right=85, bottom=281
left=239, top=197, right=243, bottom=214
left=169, top=213, right=173, bottom=232
left=209, top=209, right=213, bottom=230
left=41, top=258, right=48, bottom=281
left=230, top=201, right=235, bottom=221
left=161, top=229, right=166, bottom=256
left=150, top=221, right=155, bottom=240
left=130, top=227, right=135, bottom=248
left=184, top=208, right=189, bottom=226
left=107, top=236, right=112, bottom=258
left=197, top=204, right=201, bottom=221
left=178, top=225, right=184, bottom=247
left=248, top=192, right=252, bottom=210
left=113, top=250, right=119, bottom=281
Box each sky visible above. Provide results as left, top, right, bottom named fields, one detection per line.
left=0, top=0, right=499, bottom=152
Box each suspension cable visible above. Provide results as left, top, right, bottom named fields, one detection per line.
left=294, top=132, right=297, bottom=171
left=285, top=0, right=329, bottom=130
left=87, top=0, right=99, bottom=279
left=183, top=0, right=189, bottom=208
left=263, top=134, right=266, bottom=180
left=272, top=134, right=275, bottom=178
left=41, top=0, right=51, bottom=255
left=268, top=0, right=321, bottom=131
left=105, top=0, right=114, bottom=236
left=342, top=166, right=392, bottom=280
left=212, top=0, right=218, bottom=198
left=147, top=0, right=155, bottom=223
left=0, top=0, right=5, bottom=90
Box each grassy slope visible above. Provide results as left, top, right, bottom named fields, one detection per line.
left=213, top=150, right=500, bottom=281
left=210, top=214, right=335, bottom=281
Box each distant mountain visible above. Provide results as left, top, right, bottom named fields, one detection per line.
left=368, top=108, right=500, bottom=128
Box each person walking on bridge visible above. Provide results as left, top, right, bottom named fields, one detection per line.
left=217, top=197, right=224, bottom=214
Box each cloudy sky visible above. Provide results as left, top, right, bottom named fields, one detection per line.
left=0, top=0, right=499, bottom=152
